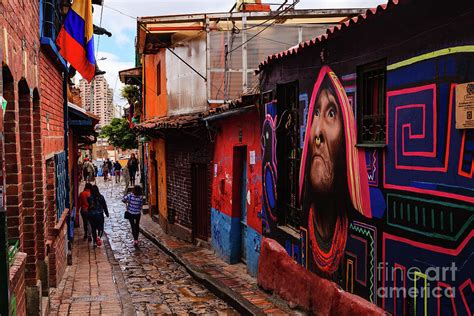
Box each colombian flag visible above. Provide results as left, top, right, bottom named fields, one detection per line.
left=56, top=0, right=95, bottom=82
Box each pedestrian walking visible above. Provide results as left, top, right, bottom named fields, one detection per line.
left=127, top=153, right=139, bottom=186
left=88, top=185, right=109, bottom=247
left=78, top=183, right=93, bottom=241
left=122, top=185, right=143, bottom=247
left=113, top=160, right=122, bottom=183
left=102, top=162, right=109, bottom=181
left=122, top=166, right=130, bottom=195
left=83, top=159, right=95, bottom=182
left=106, top=158, right=113, bottom=177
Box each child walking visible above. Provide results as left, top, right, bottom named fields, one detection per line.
left=122, top=185, right=143, bottom=247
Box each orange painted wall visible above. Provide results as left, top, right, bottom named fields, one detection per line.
left=144, top=50, right=167, bottom=120
left=147, top=139, right=167, bottom=219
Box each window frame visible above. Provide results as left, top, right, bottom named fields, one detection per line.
left=356, top=59, right=387, bottom=147
left=275, top=80, right=302, bottom=230
left=156, top=62, right=162, bottom=96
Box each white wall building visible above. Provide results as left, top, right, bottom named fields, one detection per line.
left=79, top=75, right=114, bottom=127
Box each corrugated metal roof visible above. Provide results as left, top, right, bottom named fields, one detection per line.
left=258, top=0, right=402, bottom=71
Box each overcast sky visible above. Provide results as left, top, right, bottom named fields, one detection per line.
left=92, top=0, right=386, bottom=106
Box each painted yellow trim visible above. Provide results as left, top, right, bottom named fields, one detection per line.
left=413, top=272, right=428, bottom=316
left=387, top=45, right=474, bottom=71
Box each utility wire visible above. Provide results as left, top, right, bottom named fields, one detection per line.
left=239, top=0, right=299, bottom=31
left=139, top=23, right=207, bottom=82
left=96, top=3, right=105, bottom=55
left=103, top=4, right=137, bottom=20
left=229, top=1, right=298, bottom=54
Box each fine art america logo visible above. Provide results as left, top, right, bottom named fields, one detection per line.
left=377, top=262, right=458, bottom=299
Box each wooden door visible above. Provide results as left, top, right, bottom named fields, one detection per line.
left=192, top=163, right=209, bottom=240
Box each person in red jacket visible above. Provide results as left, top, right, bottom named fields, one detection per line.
left=78, top=183, right=93, bottom=241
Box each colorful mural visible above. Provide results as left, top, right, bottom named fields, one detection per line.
left=261, top=51, right=474, bottom=315
left=299, top=66, right=372, bottom=276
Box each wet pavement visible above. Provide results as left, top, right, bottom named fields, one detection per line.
left=98, top=178, right=237, bottom=315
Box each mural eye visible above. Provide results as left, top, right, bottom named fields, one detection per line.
left=315, top=109, right=320, bottom=117
left=328, top=109, right=336, bottom=118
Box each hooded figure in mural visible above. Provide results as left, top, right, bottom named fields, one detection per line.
left=299, top=66, right=372, bottom=277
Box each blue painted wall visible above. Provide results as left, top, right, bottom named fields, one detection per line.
left=211, top=208, right=241, bottom=264
left=211, top=208, right=262, bottom=276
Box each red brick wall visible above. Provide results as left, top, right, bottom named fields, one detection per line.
left=39, top=53, right=65, bottom=157
left=33, top=93, right=47, bottom=262
left=9, top=252, right=27, bottom=316
left=19, top=82, right=37, bottom=286
left=0, top=0, right=40, bottom=87
left=165, top=133, right=212, bottom=233
left=47, top=210, right=68, bottom=288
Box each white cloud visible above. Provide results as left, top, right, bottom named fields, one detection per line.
left=94, top=51, right=134, bottom=107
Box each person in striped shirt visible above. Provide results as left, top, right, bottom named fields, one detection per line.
left=122, top=185, right=143, bottom=247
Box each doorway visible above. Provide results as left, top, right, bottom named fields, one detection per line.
left=150, top=150, right=159, bottom=216
left=192, top=163, right=209, bottom=240
left=232, top=146, right=248, bottom=262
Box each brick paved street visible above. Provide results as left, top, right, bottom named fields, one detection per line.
left=99, top=179, right=237, bottom=315
left=48, top=219, right=127, bottom=315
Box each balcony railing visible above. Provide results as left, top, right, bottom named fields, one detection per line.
left=41, top=0, right=63, bottom=40
left=40, top=0, right=67, bottom=68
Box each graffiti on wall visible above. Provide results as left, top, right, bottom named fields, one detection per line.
left=261, top=51, right=474, bottom=315
left=261, top=102, right=278, bottom=234
left=298, top=66, right=372, bottom=275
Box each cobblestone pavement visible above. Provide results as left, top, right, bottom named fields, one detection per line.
left=99, top=179, right=237, bottom=315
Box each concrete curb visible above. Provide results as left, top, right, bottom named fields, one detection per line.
left=103, top=233, right=136, bottom=316
left=140, top=227, right=263, bottom=316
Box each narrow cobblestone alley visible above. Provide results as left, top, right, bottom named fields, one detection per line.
left=48, top=180, right=239, bottom=315
left=70, top=178, right=237, bottom=315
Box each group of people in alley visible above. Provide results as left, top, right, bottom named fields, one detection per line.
left=78, top=154, right=143, bottom=247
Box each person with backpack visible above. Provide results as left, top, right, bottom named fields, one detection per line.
left=83, top=159, right=95, bottom=182
left=78, top=183, right=93, bottom=241
left=127, top=153, right=139, bottom=186
left=113, top=160, right=122, bottom=183
left=88, top=185, right=109, bottom=247
left=122, top=185, right=143, bottom=247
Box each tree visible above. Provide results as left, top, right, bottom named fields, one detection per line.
left=100, top=118, right=138, bottom=150
left=121, top=85, right=141, bottom=117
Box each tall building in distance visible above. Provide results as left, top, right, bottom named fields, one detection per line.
left=79, top=75, right=115, bottom=127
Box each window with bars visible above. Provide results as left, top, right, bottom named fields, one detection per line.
left=276, top=81, right=302, bottom=230
left=41, top=0, right=64, bottom=40
left=357, top=60, right=387, bottom=145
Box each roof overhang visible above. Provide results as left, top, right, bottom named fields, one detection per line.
left=68, top=102, right=99, bottom=145
left=68, top=102, right=100, bottom=122
left=119, top=67, right=142, bottom=84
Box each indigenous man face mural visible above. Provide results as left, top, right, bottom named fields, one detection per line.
left=299, top=66, right=372, bottom=277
